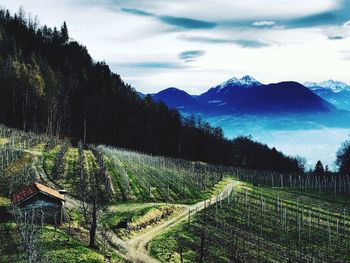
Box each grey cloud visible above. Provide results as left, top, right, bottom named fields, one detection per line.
left=121, top=8, right=154, bottom=17
left=328, top=35, right=345, bottom=40
left=112, top=61, right=189, bottom=70
left=180, top=36, right=235, bottom=44
left=121, top=7, right=217, bottom=30
left=234, top=40, right=270, bottom=48
left=178, top=50, right=206, bottom=61
left=180, top=36, right=270, bottom=48
left=159, top=16, right=217, bottom=29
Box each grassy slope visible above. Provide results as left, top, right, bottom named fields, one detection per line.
left=0, top=223, right=122, bottom=263
left=103, top=148, right=229, bottom=204
left=102, top=203, right=184, bottom=240
left=150, top=180, right=350, bottom=263
left=43, top=145, right=231, bottom=204
left=0, top=137, right=9, bottom=145
left=6, top=131, right=349, bottom=263
left=1, top=141, right=127, bottom=262
left=14, top=142, right=231, bottom=261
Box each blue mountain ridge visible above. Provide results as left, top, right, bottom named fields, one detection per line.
left=152, top=76, right=338, bottom=116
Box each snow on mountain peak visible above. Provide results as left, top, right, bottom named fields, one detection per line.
left=218, top=75, right=261, bottom=90
left=304, top=80, right=350, bottom=93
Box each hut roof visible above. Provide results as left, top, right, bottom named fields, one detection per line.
left=11, top=182, right=65, bottom=204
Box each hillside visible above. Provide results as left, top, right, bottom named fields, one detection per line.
left=0, top=8, right=306, bottom=173
left=1, top=124, right=348, bottom=262
left=150, top=181, right=350, bottom=262
left=0, top=124, right=233, bottom=262
left=1, top=4, right=349, bottom=263
left=152, top=88, right=202, bottom=112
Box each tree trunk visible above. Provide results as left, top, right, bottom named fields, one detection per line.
left=89, top=202, right=97, bottom=248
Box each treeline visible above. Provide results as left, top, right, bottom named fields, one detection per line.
left=0, top=8, right=304, bottom=173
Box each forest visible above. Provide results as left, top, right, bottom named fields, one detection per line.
left=0, top=8, right=304, bottom=173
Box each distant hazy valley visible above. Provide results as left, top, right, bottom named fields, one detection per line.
left=149, top=76, right=350, bottom=169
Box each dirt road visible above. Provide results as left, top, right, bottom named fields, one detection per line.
left=33, top=149, right=235, bottom=262
left=124, top=180, right=235, bottom=262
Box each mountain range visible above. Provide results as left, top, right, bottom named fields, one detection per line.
left=304, top=80, right=350, bottom=111
left=152, top=76, right=339, bottom=116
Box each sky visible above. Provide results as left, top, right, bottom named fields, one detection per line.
left=2, top=0, right=350, bottom=94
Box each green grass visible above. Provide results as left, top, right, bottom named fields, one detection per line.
left=41, top=226, right=106, bottom=263
left=102, top=203, right=185, bottom=239
left=0, top=223, right=22, bottom=262
left=42, top=144, right=234, bottom=204
left=102, top=203, right=160, bottom=226
left=43, top=145, right=62, bottom=176
left=150, top=182, right=350, bottom=263
left=0, top=137, right=9, bottom=145
left=102, top=147, right=230, bottom=204
left=5, top=127, right=349, bottom=263
left=149, top=226, right=184, bottom=263
left=273, top=187, right=350, bottom=206
left=0, top=223, right=126, bottom=263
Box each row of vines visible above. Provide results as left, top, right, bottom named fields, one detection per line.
left=151, top=185, right=350, bottom=262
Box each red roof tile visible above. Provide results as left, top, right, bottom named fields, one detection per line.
left=11, top=182, right=64, bottom=204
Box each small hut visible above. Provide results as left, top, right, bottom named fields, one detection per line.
left=11, top=182, right=65, bottom=225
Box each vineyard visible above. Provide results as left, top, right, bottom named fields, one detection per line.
left=42, top=144, right=231, bottom=204
left=99, top=146, right=232, bottom=203
left=150, top=182, right=350, bottom=262
left=0, top=126, right=125, bottom=263
left=1, top=124, right=350, bottom=262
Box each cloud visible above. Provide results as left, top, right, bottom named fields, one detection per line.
left=120, top=7, right=217, bottom=29
left=287, top=11, right=336, bottom=28
left=253, top=21, right=276, bottom=27
left=344, top=20, right=350, bottom=28
left=179, top=50, right=205, bottom=61
left=339, top=50, right=350, bottom=60
left=159, top=16, right=217, bottom=29
left=180, top=35, right=235, bottom=44
left=283, top=0, right=350, bottom=29
left=234, top=40, right=270, bottom=48
left=328, top=35, right=345, bottom=40
left=120, top=8, right=154, bottom=17
left=3, top=0, right=350, bottom=94
left=113, top=61, right=188, bottom=69
left=117, top=0, right=339, bottom=22
left=180, top=35, right=270, bottom=48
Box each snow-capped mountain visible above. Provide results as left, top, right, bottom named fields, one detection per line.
left=217, top=75, right=262, bottom=90
left=152, top=76, right=336, bottom=115
left=304, top=80, right=350, bottom=93
left=305, top=80, right=350, bottom=111
left=198, top=75, right=262, bottom=106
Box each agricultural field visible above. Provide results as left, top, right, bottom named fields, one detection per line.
left=42, top=144, right=231, bottom=204
left=0, top=125, right=234, bottom=262
left=1, top=124, right=350, bottom=263
left=0, top=126, right=126, bottom=263
left=150, top=181, right=350, bottom=263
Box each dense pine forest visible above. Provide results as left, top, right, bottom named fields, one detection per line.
left=0, top=8, right=304, bottom=173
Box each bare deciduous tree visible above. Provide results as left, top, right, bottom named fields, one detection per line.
left=78, top=144, right=111, bottom=248
left=11, top=206, right=45, bottom=263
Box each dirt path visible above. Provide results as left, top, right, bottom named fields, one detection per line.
left=31, top=149, right=236, bottom=262
left=123, top=180, right=236, bottom=263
